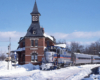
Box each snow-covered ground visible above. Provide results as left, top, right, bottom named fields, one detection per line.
left=0, top=61, right=100, bottom=80
left=83, top=67, right=100, bottom=80
left=84, top=74, right=100, bottom=80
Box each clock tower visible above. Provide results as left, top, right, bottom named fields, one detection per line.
left=25, top=1, right=43, bottom=37
left=25, top=1, right=45, bottom=65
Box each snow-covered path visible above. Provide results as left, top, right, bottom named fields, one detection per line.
left=0, top=61, right=100, bottom=80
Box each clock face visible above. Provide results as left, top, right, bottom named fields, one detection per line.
left=32, top=16, right=38, bottom=21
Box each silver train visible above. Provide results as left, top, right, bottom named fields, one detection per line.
left=40, top=46, right=100, bottom=70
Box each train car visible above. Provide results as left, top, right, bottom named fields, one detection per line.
left=73, top=53, right=92, bottom=65
left=92, top=55, right=100, bottom=64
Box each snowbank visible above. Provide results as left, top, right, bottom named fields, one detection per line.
left=83, top=67, right=100, bottom=80
left=14, top=64, right=100, bottom=80
left=83, top=74, right=100, bottom=80
left=19, top=63, right=39, bottom=71
left=0, top=61, right=40, bottom=77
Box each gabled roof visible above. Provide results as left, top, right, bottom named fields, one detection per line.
left=15, top=47, right=25, bottom=52
left=31, top=1, right=40, bottom=15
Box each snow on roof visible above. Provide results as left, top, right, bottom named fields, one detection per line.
left=15, top=47, right=25, bottom=52
left=55, top=44, right=66, bottom=48
left=43, top=33, right=53, bottom=41
left=44, top=47, right=46, bottom=50
left=20, top=37, right=24, bottom=41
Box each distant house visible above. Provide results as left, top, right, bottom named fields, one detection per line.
left=16, top=1, right=56, bottom=65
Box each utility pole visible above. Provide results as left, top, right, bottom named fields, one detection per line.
left=7, top=38, right=11, bottom=70
left=7, top=45, right=10, bottom=70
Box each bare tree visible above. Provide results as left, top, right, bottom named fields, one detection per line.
left=56, top=39, right=100, bottom=56
left=0, top=53, right=6, bottom=61
left=83, top=39, right=100, bottom=55
left=56, top=39, right=66, bottom=44
left=69, top=42, right=84, bottom=53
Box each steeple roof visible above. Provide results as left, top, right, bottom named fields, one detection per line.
left=31, top=1, right=40, bottom=14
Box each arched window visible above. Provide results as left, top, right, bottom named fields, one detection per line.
left=31, top=53, right=38, bottom=62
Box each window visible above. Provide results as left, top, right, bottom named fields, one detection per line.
left=33, top=31, right=36, bottom=34
left=57, top=49, right=60, bottom=54
left=47, top=41, right=50, bottom=47
left=32, top=16, right=38, bottom=21
left=35, top=40, right=38, bottom=46
left=22, top=42, right=25, bottom=47
left=32, top=16, right=35, bottom=21
left=31, top=40, right=34, bottom=46
left=31, top=53, right=38, bottom=62
left=22, top=53, right=25, bottom=63
left=95, top=58, right=100, bottom=60
left=78, top=57, right=91, bottom=60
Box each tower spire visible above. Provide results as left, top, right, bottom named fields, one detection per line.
left=31, top=0, right=40, bottom=15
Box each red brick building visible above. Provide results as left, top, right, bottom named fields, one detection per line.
left=16, top=1, right=56, bottom=65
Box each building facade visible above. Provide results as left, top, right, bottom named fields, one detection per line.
left=16, top=1, right=56, bottom=65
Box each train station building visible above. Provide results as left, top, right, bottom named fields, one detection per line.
left=16, top=1, right=56, bottom=65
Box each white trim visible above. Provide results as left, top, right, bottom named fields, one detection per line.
left=25, top=54, right=43, bottom=56
left=30, top=48, right=38, bottom=50
left=25, top=46, right=44, bottom=48
left=31, top=61, right=38, bottom=63
left=30, top=38, right=39, bottom=40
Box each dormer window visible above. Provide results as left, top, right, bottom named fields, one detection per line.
left=33, top=31, right=36, bottom=34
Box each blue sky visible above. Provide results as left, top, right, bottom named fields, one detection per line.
left=0, top=0, right=100, bottom=52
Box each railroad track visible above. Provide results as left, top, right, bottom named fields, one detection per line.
left=46, top=67, right=89, bottom=80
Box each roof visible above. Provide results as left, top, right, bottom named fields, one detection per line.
left=15, top=47, right=25, bottom=52
left=18, top=37, right=24, bottom=43
left=43, top=33, right=53, bottom=41
left=25, top=23, right=44, bottom=37
left=31, top=1, right=40, bottom=15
